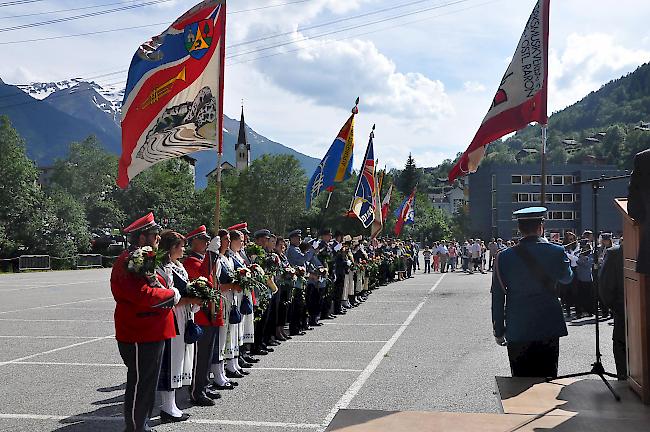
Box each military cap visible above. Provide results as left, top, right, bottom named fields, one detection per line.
left=123, top=212, right=161, bottom=234
left=254, top=229, right=272, bottom=239
left=288, top=229, right=302, bottom=239
left=513, top=206, right=547, bottom=221
left=186, top=225, right=210, bottom=241
left=228, top=222, right=250, bottom=234
left=601, top=232, right=612, bottom=240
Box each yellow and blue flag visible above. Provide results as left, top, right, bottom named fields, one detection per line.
left=306, top=99, right=358, bottom=209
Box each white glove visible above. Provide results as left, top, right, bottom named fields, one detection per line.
left=207, top=236, right=221, bottom=253
left=495, top=336, right=507, bottom=346
left=333, top=243, right=343, bottom=252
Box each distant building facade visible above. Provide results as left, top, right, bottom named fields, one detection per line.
left=468, top=163, right=630, bottom=240
left=430, top=186, right=466, bottom=216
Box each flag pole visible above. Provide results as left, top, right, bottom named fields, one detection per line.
left=349, top=124, right=375, bottom=212
left=540, top=124, right=547, bottom=207
left=325, top=191, right=333, bottom=209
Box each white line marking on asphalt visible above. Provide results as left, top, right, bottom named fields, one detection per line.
left=319, top=323, right=401, bottom=326
left=321, top=274, right=447, bottom=430
left=362, top=300, right=421, bottom=303
left=0, top=319, right=113, bottom=323
left=0, top=335, right=114, bottom=367
left=254, top=367, right=362, bottom=372
left=11, top=362, right=362, bottom=373
left=288, top=340, right=388, bottom=343
left=0, top=336, right=99, bottom=339
left=0, top=280, right=106, bottom=293
left=47, top=307, right=114, bottom=311
left=0, top=414, right=321, bottom=429
left=0, top=297, right=113, bottom=315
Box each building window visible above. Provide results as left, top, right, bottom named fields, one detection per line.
left=512, top=175, right=522, bottom=184
left=512, top=193, right=519, bottom=203
left=522, top=175, right=532, bottom=185
left=563, top=175, right=573, bottom=185
left=532, top=175, right=541, bottom=185
left=548, top=211, right=576, bottom=221
left=532, top=193, right=541, bottom=203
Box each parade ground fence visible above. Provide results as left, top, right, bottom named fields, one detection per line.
left=0, top=254, right=120, bottom=272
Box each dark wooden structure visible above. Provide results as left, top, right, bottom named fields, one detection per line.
left=616, top=198, right=650, bottom=403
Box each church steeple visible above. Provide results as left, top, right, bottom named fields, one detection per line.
left=235, top=101, right=250, bottom=171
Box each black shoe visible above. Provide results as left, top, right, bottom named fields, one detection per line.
left=160, top=411, right=190, bottom=423
left=206, top=388, right=222, bottom=399
left=238, top=368, right=250, bottom=375
left=290, top=330, right=306, bottom=336
left=242, top=354, right=259, bottom=363
left=191, top=395, right=216, bottom=406
left=238, top=358, right=253, bottom=368
left=266, top=340, right=280, bottom=346
left=212, top=382, right=235, bottom=390
left=313, top=322, right=323, bottom=326
left=225, top=369, right=245, bottom=379
left=321, top=315, right=334, bottom=320
left=250, top=347, right=268, bottom=356
left=283, top=334, right=293, bottom=339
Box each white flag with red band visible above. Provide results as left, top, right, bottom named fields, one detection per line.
left=448, top=0, right=549, bottom=183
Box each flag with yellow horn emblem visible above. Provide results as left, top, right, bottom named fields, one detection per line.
left=118, top=0, right=226, bottom=188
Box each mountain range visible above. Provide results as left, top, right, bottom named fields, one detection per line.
left=0, top=78, right=319, bottom=187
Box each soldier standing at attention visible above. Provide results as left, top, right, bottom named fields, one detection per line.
left=491, top=207, right=573, bottom=378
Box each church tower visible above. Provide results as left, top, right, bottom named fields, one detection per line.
left=235, top=104, right=250, bottom=171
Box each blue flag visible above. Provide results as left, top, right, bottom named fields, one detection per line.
left=351, top=127, right=376, bottom=228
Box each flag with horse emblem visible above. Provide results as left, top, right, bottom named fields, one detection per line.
left=305, top=99, right=358, bottom=209
left=351, top=126, right=377, bottom=229
left=118, top=0, right=226, bottom=188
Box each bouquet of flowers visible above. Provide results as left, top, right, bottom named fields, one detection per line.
left=186, top=276, right=221, bottom=307
left=263, top=253, right=282, bottom=277
left=234, top=267, right=258, bottom=294
left=290, top=266, right=307, bottom=304
left=126, top=246, right=158, bottom=277
left=280, top=266, right=297, bottom=282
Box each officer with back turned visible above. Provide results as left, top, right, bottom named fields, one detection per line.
left=491, top=207, right=573, bottom=378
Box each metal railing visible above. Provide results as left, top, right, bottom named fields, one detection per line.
left=18, top=255, right=51, bottom=271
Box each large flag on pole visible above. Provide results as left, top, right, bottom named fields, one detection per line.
left=118, top=0, right=226, bottom=188
left=394, top=188, right=416, bottom=237
left=305, top=98, right=358, bottom=209
left=448, top=0, right=549, bottom=182
left=351, top=125, right=377, bottom=229
left=381, top=183, right=393, bottom=222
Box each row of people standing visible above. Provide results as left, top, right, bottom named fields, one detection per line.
left=110, top=213, right=403, bottom=432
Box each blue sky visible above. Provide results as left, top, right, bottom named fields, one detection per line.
left=1, top=0, right=649, bottom=169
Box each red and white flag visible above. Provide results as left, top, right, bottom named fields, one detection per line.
left=448, top=0, right=549, bottom=182
left=380, top=183, right=393, bottom=222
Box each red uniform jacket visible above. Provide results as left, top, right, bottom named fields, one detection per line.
left=111, top=250, right=177, bottom=343
left=183, top=252, right=224, bottom=327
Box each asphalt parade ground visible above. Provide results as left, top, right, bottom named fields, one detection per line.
left=0, top=267, right=614, bottom=432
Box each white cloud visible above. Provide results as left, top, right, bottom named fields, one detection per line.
left=248, top=35, right=454, bottom=120
left=549, top=33, right=650, bottom=112
left=463, top=81, right=486, bottom=93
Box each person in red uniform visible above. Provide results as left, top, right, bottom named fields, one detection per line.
left=183, top=226, right=227, bottom=404
left=111, top=213, right=178, bottom=432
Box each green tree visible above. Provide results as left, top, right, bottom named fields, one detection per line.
left=397, top=153, right=419, bottom=195
left=116, top=158, right=198, bottom=234
left=49, top=137, right=125, bottom=230
left=0, top=116, right=50, bottom=256
left=224, top=155, right=307, bottom=235
left=44, top=188, right=91, bottom=262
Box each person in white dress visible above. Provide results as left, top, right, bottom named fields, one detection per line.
left=156, top=230, right=202, bottom=422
